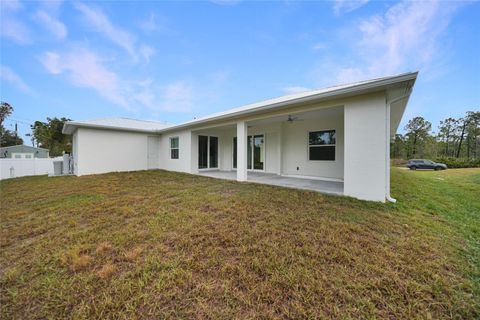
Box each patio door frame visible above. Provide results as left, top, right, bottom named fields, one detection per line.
left=233, top=133, right=266, bottom=172
left=198, top=135, right=219, bottom=170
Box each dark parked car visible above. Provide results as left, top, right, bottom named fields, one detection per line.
left=406, top=159, right=448, bottom=170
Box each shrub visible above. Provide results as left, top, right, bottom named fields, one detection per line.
left=392, top=159, right=408, bottom=167
left=433, top=157, right=480, bottom=168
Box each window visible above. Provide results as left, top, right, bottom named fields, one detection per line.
left=14, top=154, right=21, bottom=159
left=309, top=130, right=336, bottom=161
left=170, top=137, right=179, bottom=159
left=25, top=154, right=32, bottom=159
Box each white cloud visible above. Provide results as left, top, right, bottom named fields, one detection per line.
left=334, top=67, right=368, bottom=84
left=74, top=2, right=155, bottom=64
left=209, top=70, right=229, bottom=85
left=39, top=0, right=64, bottom=13
left=0, top=1, right=30, bottom=44
left=131, top=80, right=195, bottom=114
left=40, top=47, right=128, bottom=108
left=0, top=17, right=31, bottom=44
left=40, top=46, right=194, bottom=113
left=133, top=90, right=156, bottom=108
left=138, top=13, right=157, bottom=32
left=35, top=10, right=67, bottom=40
left=312, top=43, right=327, bottom=51
left=283, top=86, right=311, bottom=95
left=74, top=2, right=147, bottom=62
left=1, top=0, right=22, bottom=11
left=317, top=0, right=460, bottom=84
left=139, top=45, right=155, bottom=64
left=138, top=12, right=172, bottom=35
left=0, top=65, right=32, bottom=93
left=159, top=82, right=194, bottom=112
left=333, top=0, right=370, bottom=15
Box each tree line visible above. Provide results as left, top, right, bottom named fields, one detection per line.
left=1, top=102, right=71, bottom=157
left=392, top=111, right=480, bottom=164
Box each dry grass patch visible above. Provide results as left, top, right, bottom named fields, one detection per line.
left=95, top=241, right=113, bottom=254
left=97, top=263, right=115, bottom=279
left=124, top=247, right=143, bottom=262
left=61, top=250, right=92, bottom=272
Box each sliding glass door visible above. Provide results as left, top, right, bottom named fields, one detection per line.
left=232, top=134, right=264, bottom=171
left=209, top=137, right=218, bottom=168
left=247, top=136, right=253, bottom=170
left=253, top=135, right=264, bottom=170
left=198, top=136, right=208, bottom=169
left=198, top=135, right=218, bottom=169
left=233, top=137, right=237, bottom=169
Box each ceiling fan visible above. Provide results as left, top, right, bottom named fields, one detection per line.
left=286, top=115, right=304, bottom=123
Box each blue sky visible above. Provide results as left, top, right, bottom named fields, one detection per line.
left=1, top=0, right=479, bottom=142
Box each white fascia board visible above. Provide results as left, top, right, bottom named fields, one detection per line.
left=157, top=72, right=418, bottom=134
left=62, top=122, right=158, bottom=135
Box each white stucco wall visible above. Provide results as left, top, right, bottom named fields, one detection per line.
left=343, top=93, right=387, bottom=202
left=281, top=107, right=344, bottom=180
left=158, top=130, right=192, bottom=173
left=72, top=131, right=78, bottom=175
left=265, top=131, right=279, bottom=174
left=75, top=128, right=152, bottom=176
left=220, top=129, right=235, bottom=171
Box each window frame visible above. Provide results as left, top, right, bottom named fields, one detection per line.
left=170, top=136, right=179, bottom=159
left=307, top=129, right=336, bottom=161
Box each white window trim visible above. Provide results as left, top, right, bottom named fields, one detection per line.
left=307, top=129, right=336, bottom=162
left=170, top=136, right=179, bottom=159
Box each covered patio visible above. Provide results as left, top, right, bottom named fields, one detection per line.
left=198, top=170, right=344, bottom=195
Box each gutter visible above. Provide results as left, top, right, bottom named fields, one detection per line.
left=156, top=72, right=419, bottom=134
left=62, top=122, right=162, bottom=135
left=385, top=90, right=413, bottom=203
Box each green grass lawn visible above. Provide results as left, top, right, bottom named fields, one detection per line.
left=1, top=168, right=479, bottom=319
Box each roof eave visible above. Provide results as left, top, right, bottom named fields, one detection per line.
left=156, top=72, right=418, bottom=133
left=62, top=122, right=158, bottom=135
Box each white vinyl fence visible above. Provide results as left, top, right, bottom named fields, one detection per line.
left=0, top=158, right=57, bottom=180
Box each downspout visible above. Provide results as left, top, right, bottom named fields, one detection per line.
left=386, top=90, right=412, bottom=203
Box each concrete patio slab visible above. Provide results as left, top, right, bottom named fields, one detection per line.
left=198, top=171, right=343, bottom=195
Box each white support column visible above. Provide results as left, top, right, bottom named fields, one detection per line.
left=343, top=93, right=387, bottom=202
left=236, top=121, right=248, bottom=181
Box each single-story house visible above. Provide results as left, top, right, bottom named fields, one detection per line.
left=0, top=145, right=49, bottom=159
left=63, top=72, right=418, bottom=202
